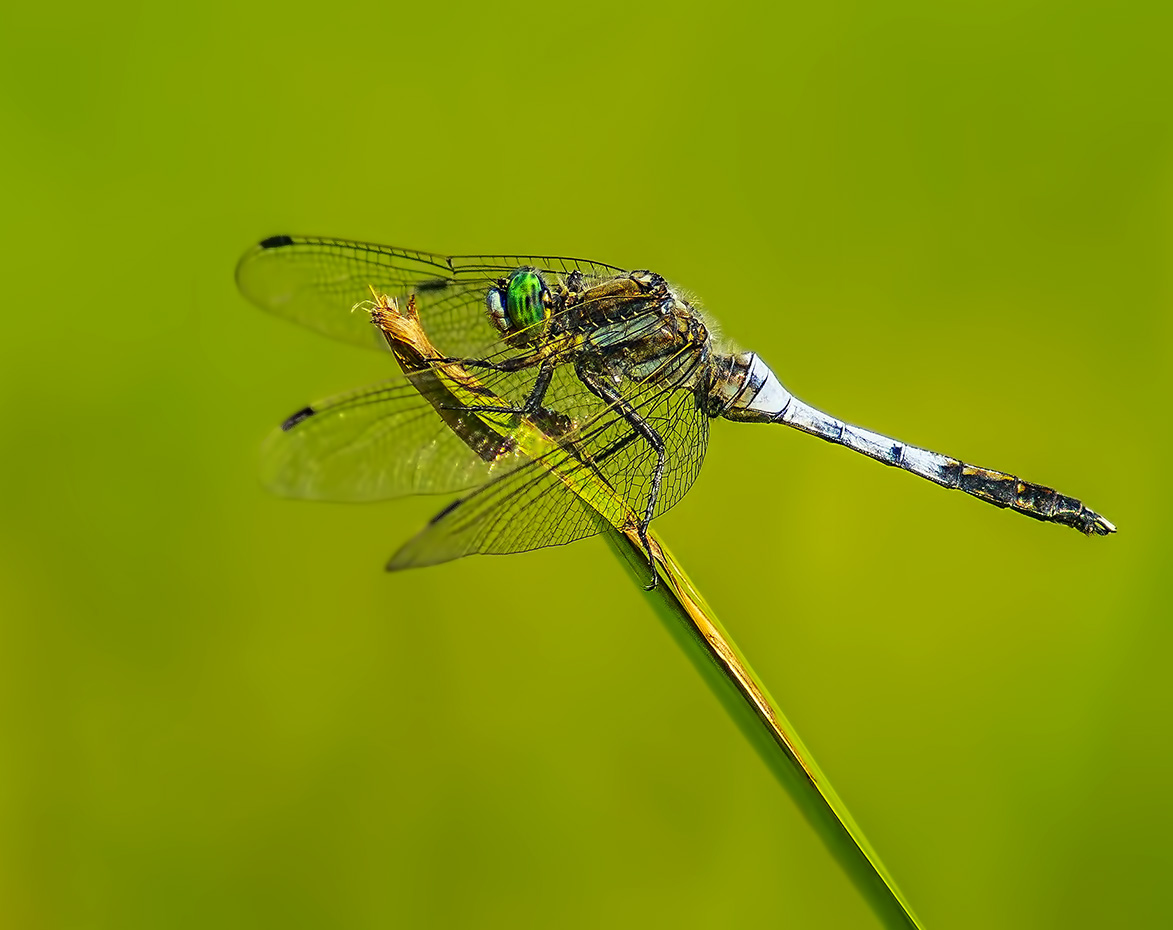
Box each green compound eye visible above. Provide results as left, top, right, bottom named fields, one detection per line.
left=505, top=269, right=548, bottom=332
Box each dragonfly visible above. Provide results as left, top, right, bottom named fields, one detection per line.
left=237, top=235, right=1115, bottom=585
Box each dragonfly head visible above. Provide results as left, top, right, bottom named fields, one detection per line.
left=707, top=351, right=794, bottom=422
left=486, top=268, right=552, bottom=342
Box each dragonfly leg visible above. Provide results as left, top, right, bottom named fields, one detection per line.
left=576, top=366, right=665, bottom=590
left=434, top=355, right=533, bottom=373
left=441, top=359, right=556, bottom=417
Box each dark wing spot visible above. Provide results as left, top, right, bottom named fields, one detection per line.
left=259, top=235, right=295, bottom=249
left=415, top=278, right=451, bottom=293
left=428, top=497, right=462, bottom=525
left=280, top=406, right=315, bottom=431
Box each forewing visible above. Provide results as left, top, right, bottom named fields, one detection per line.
left=237, top=237, right=457, bottom=351
left=236, top=235, right=627, bottom=357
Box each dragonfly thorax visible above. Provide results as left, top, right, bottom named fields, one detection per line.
left=574, top=275, right=714, bottom=389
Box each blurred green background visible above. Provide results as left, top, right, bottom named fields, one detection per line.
left=1, top=1, right=1169, bottom=927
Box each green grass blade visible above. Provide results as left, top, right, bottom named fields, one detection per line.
left=603, top=526, right=924, bottom=930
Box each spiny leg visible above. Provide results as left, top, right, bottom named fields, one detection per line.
left=576, top=364, right=666, bottom=589
left=434, top=355, right=534, bottom=373
left=453, top=359, right=556, bottom=418
left=437, top=354, right=557, bottom=418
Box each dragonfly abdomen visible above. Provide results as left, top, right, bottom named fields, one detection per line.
left=710, top=351, right=1116, bottom=536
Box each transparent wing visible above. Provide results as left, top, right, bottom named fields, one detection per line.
left=259, top=356, right=592, bottom=501
left=236, top=235, right=628, bottom=357
left=387, top=448, right=616, bottom=568
left=387, top=349, right=711, bottom=568
left=262, top=377, right=486, bottom=501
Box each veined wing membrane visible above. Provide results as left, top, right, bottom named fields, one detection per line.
left=263, top=375, right=526, bottom=501
left=388, top=352, right=710, bottom=568
left=238, top=237, right=455, bottom=351
left=387, top=444, right=615, bottom=568
left=236, top=235, right=628, bottom=357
